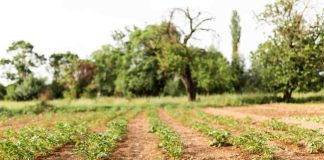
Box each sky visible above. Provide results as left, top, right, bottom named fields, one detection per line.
left=0, top=0, right=322, bottom=84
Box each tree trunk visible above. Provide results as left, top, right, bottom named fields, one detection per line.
left=283, top=89, right=293, bottom=102
left=180, top=64, right=196, bottom=101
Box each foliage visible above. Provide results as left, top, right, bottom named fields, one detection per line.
left=49, top=52, right=79, bottom=98
left=253, top=0, right=324, bottom=101
left=230, top=10, right=245, bottom=92
left=193, top=47, right=234, bottom=94
left=162, top=78, right=185, bottom=96
left=0, top=40, right=46, bottom=82
left=113, top=25, right=172, bottom=97
left=91, top=45, right=119, bottom=96
left=5, top=75, right=46, bottom=101
left=0, top=83, right=6, bottom=100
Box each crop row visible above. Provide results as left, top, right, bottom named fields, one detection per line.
left=191, top=109, right=324, bottom=154
left=147, top=107, right=184, bottom=159
left=0, top=122, right=88, bottom=160
left=295, top=116, right=324, bottom=124
left=73, top=106, right=143, bottom=159
left=0, top=105, right=133, bottom=160
left=262, top=119, right=324, bottom=153
left=164, top=106, right=274, bottom=159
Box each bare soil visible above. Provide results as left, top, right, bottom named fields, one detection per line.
left=0, top=114, right=63, bottom=132
left=216, top=103, right=324, bottom=118
left=204, top=104, right=324, bottom=132
left=37, top=144, right=83, bottom=160
left=158, top=109, right=249, bottom=160
left=110, top=112, right=166, bottom=160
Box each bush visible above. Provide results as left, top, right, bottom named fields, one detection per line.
left=5, top=76, right=46, bottom=101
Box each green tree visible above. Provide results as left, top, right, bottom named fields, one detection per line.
left=113, top=26, right=169, bottom=96
left=254, top=0, right=324, bottom=101
left=160, top=8, right=215, bottom=101
left=0, top=40, right=46, bottom=82
left=230, top=10, right=244, bottom=92
left=49, top=52, right=79, bottom=98
left=193, top=47, right=233, bottom=94
left=91, top=45, right=119, bottom=96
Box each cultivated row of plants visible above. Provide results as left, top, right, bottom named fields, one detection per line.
left=0, top=105, right=133, bottom=159
left=295, top=116, right=324, bottom=124
left=147, top=107, right=184, bottom=159
left=262, top=119, right=324, bottom=153
left=192, top=109, right=324, bottom=154
left=73, top=106, right=143, bottom=159
left=0, top=122, right=88, bottom=160
left=164, top=106, right=275, bottom=159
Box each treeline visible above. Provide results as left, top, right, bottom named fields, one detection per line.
left=0, top=0, right=323, bottom=102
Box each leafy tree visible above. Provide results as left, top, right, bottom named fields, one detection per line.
left=113, top=26, right=169, bottom=96
left=91, top=45, right=121, bottom=96
left=230, top=10, right=244, bottom=92
left=193, top=47, right=234, bottom=94
left=49, top=52, right=96, bottom=99
left=49, top=52, right=79, bottom=82
left=253, top=0, right=324, bottom=101
left=49, top=52, right=79, bottom=98
left=159, top=8, right=215, bottom=101
left=0, top=40, right=46, bottom=82
left=49, top=52, right=77, bottom=95
left=63, top=60, right=96, bottom=98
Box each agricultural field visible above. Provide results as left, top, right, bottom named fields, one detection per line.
left=0, top=96, right=323, bottom=160
left=0, top=0, right=323, bottom=159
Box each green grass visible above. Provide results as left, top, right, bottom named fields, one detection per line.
left=1, top=90, right=323, bottom=110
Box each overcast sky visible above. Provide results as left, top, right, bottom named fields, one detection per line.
left=0, top=0, right=323, bottom=84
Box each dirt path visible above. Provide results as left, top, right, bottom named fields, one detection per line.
left=203, top=107, right=324, bottom=133
left=110, top=112, right=166, bottom=160
left=37, top=144, right=82, bottom=160
left=158, top=109, right=248, bottom=160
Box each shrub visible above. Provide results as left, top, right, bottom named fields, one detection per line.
left=5, top=76, right=46, bottom=101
